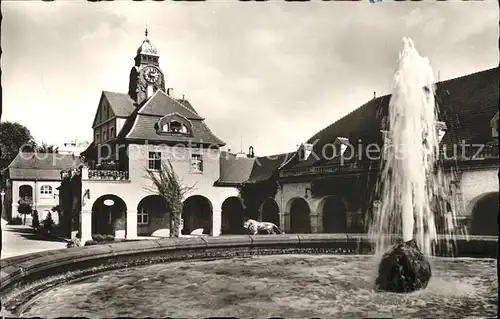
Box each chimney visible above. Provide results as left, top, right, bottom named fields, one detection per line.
left=182, top=94, right=185, bottom=101
left=248, top=146, right=254, bottom=158
left=373, top=91, right=376, bottom=99
left=167, top=88, right=174, bottom=97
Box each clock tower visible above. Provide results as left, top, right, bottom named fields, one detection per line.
left=128, top=29, right=166, bottom=105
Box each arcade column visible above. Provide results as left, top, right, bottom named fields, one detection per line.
left=80, top=210, right=92, bottom=244
left=126, top=210, right=138, bottom=239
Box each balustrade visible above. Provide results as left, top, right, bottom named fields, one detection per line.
left=87, top=169, right=129, bottom=180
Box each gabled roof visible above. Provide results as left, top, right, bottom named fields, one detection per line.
left=138, top=90, right=203, bottom=120
left=92, top=91, right=136, bottom=128
left=5, top=153, right=82, bottom=181
left=103, top=91, right=136, bottom=117
left=119, top=90, right=225, bottom=145
left=125, top=114, right=225, bottom=145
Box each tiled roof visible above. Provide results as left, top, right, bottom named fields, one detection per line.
left=283, top=67, right=498, bottom=171
left=138, top=90, right=203, bottom=120
left=214, top=151, right=296, bottom=186
left=103, top=91, right=136, bottom=118
left=214, top=152, right=256, bottom=186
left=125, top=114, right=225, bottom=145
left=6, top=153, right=82, bottom=181
left=176, top=99, right=199, bottom=116
left=435, top=67, right=498, bottom=145
left=248, top=152, right=295, bottom=183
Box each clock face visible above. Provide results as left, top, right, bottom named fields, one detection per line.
left=143, top=66, right=160, bottom=84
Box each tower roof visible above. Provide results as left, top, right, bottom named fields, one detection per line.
left=137, top=28, right=158, bottom=55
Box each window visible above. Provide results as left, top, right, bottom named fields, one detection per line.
left=137, top=209, right=149, bottom=225
left=103, top=130, right=108, bottom=141
left=95, top=133, right=100, bottom=143
left=161, top=120, right=189, bottom=134
left=110, top=127, right=115, bottom=138
left=190, top=154, right=203, bottom=173
left=40, top=185, right=52, bottom=195
left=106, top=104, right=110, bottom=118
left=148, top=152, right=162, bottom=170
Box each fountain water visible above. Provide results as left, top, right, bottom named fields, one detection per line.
left=369, top=38, right=456, bottom=293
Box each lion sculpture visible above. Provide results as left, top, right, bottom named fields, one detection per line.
left=243, top=219, right=284, bottom=235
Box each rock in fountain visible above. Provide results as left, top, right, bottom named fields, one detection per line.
left=375, top=239, right=432, bottom=293
left=372, top=37, right=440, bottom=293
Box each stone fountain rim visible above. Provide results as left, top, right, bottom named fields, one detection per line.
left=0, top=233, right=496, bottom=315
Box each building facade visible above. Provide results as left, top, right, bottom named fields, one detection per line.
left=2, top=152, right=83, bottom=223
left=216, top=67, right=499, bottom=237
left=72, top=31, right=240, bottom=243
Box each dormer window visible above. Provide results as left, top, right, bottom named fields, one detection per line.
left=170, top=121, right=187, bottom=133
left=162, top=121, right=188, bottom=134
left=157, top=113, right=193, bottom=136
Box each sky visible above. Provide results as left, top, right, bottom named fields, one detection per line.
left=1, top=1, right=498, bottom=156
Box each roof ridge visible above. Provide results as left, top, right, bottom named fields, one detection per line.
left=175, top=98, right=200, bottom=115
left=159, top=90, right=203, bottom=119
left=437, top=66, right=497, bottom=84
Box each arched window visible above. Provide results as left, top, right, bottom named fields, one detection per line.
left=137, top=208, right=149, bottom=225
left=40, top=185, right=53, bottom=195
left=161, top=120, right=190, bottom=134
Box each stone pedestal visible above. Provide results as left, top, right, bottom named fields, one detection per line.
left=80, top=210, right=92, bottom=244
left=126, top=210, right=138, bottom=239
left=115, top=230, right=126, bottom=239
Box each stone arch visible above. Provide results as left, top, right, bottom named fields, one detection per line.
left=221, top=196, right=245, bottom=234
left=19, top=185, right=33, bottom=199
left=469, top=192, right=498, bottom=236
left=318, top=195, right=348, bottom=233
left=182, top=195, right=213, bottom=235
left=137, top=195, right=168, bottom=236
left=286, top=197, right=311, bottom=233
left=260, top=197, right=280, bottom=227
left=91, top=194, right=127, bottom=236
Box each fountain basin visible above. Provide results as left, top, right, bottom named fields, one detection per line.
left=0, top=234, right=497, bottom=317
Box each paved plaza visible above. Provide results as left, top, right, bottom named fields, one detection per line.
left=1, top=225, right=66, bottom=259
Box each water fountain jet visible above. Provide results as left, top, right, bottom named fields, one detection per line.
left=370, top=37, right=444, bottom=293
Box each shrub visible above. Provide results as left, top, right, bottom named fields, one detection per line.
left=42, top=211, right=55, bottom=232
left=9, top=216, right=23, bottom=225
left=84, top=240, right=98, bottom=246
left=92, top=234, right=115, bottom=242
left=32, top=210, right=40, bottom=229
left=66, top=238, right=81, bottom=248
left=17, top=196, right=33, bottom=225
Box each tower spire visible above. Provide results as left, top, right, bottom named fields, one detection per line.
left=145, top=23, right=148, bottom=38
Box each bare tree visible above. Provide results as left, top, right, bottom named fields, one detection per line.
left=144, top=160, right=196, bottom=238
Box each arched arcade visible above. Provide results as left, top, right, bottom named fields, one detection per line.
left=286, top=197, right=311, bottom=233
left=182, top=195, right=213, bottom=235
left=91, top=194, right=127, bottom=235
left=221, top=196, right=245, bottom=234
